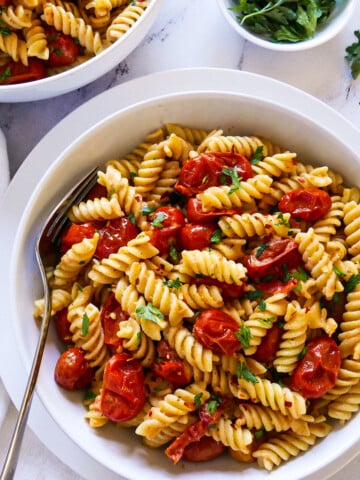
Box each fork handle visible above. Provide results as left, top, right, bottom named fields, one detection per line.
left=0, top=305, right=51, bottom=480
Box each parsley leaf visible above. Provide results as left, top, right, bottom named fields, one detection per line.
left=82, top=312, right=90, bottom=337
left=256, top=243, right=268, bottom=258
left=151, top=212, right=166, bottom=228
left=236, top=361, right=259, bottom=384
left=245, top=289, right=264, bottom=301
left=206, top=394, right=222, bottom=414
left=235, top=324, right=252, bottom=350
left=221, top=167, right=242, bottom=195
left=163, top=277, right=182, bottom=289
left=135, top=303, right=164, bottom=323
left=210, top=229, right=222, bottom=244
left=141, top=205, right=156, bottom=216
left=345, top=273, right=360, bottom=294
left=194, top=392, right=203, bottom=409
left=250, top=145, right=264, bottom=165
left=345, top=30, right=360, bottom=79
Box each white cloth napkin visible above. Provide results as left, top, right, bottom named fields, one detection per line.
left=0, top=129, right=83, bottom=479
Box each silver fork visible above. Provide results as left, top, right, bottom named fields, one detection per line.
left=1, top=167, right=99, bottom=480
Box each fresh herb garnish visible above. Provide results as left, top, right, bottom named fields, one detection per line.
left=231, top=0, right=336, bottom=44
left=141, top=205, right=156, bottom=216
left=345, top=273, right=360, bottom=293
left=206, top=394, right=222, bottom=413
left=250, top=145, right=264, bottom=165
left=235, top=324, right=252, bottom=349
left=135, top=303, right=164, bottom=323
left=169, top=241, right=178, bottom=260
left=194, top=392, right=203, bottom=409
left=298, top=346, right=308, bottom=360
left=236, top=361, right=259, bottom=384
left=245, top=289, right=264, bottom=301
left=151, top=211, right=166, bottom=228
left=163, top=277, right=182, bottom=289
left=258, top=299, right=267, bottom=311
left=210, top=229, right=222, bottom=244
left=345, top=30, right=360, bottom=80
left=82, top=312, right=90, bottom=337
left=221, top=167, right=242, bottom=194
left=276, top=212, right=291, bottom=228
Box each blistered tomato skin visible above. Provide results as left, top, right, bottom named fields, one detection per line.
left=95, top=217, right=139, bottom=259
left=290, top=337, right=341, bottom=399
left=175, top=152, right=253, bottom=196
left=54, top=308, right=72, bottom=344
left=245, top=238, right=302, bottom=281
left=186, top=198, right=241, bottom=223
left=193, top=309, right=240, bottom=355
left=150, top=340, right=191, bottom=387
left=182, top=436, right=226, bottom=462
left=0, top=59, right=46, bottom=84
left=278, top=188, right=332, bottom=222
left=180, top=223, right=217, bottom=250
left=253, top=323, right=283, bottom=364
left=54, top=347, right=94, bottom=390
left=100, top=293, right=127, bottom=350
left=148, top=206, right=185, bottom=256
left=45, top=27, right=79, bottom=67
left=60, top=222, right=96, bottom=253
left=100, top=353, right=146, bottom=422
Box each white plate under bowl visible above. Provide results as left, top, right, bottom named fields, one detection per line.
left=1, top=68, right=360, bottom=480
left=217, top=0, right=357, bottom=52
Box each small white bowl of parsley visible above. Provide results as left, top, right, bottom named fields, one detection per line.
left=217, top=0, right=357, bottom=51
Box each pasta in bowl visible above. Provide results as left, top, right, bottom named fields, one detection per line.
left=11, top=90, right=360, bottom=479
left=0, top=0, right=162, bottom=102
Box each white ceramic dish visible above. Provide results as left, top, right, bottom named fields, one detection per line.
left=0, top=0, right=162, bottom=103
left=1, top=68, right=360, bottom=480
left=217, top=0, right=357, bottom=51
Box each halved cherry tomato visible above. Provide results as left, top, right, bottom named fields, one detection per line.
left=182, top=436, right=225, bottom=462
left=54, top=308, right=72, bottom=344
left=100, top=293, right=127, bottom=351
left=253, top=323, right=283, bottom=364
left=150, top=340, right=192, bottom=387
left=290, top=337, right=341, bottom=399
left=54, top=347, right=94, bottom=390
left=194, top=309, right=240, bottom=355
left=165, top=398, right=228, bottom=464
left=0, top=59, right=46, bottom=85
left=175, top=152, right=253, bottom=196
left=100, top=353, right=146, bottom=422
left=245, top=238, right=302, bottom=281
left=45, top=27, right=78, bottom=67
left=95, top=217, right=139, bottom=259
left=186, top=198, right=241, bottom=224
left=181, top=223, right=218, bottom=250
left=148, top=206, right=185, bottom=256
left=0, top=0, right=9, bottom=5
left=60, top=222, right=96, bottom=253
left=191, top=276, right=245, bottom=299
left=278, top=188, right=332, bottom=222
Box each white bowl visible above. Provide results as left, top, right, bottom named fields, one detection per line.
left=0, top=0, right=162, bottom=103
left=217, top=0, right=357, bottom=51
left=7, top=85, right=360, bottom=480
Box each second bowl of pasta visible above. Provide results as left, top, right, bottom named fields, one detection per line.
left=9, top=87, right=360, bottom=480
left=0, top=0, right=162, bottom=102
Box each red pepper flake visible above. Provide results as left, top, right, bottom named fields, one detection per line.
left=285, top=401, right=292, bottom=407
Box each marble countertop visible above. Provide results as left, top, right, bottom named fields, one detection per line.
left=0, top=0, right=360, bottom=479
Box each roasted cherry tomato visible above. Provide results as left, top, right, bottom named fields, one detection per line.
left=60, top=222, right=96, bottom=253
left=256, top=278, right=298, bottom=295
left=150, top=340, right=192, bottom=387
left=0, top=59, right=46, bottom=84
left=253, top=323, right=283, bottom=364
left=100, top=293, right=127, bottom=351
left=191, top=276, right=244, bottom=299
left=95, top=217, right=139, bottom=259
left=54, top=347, right=94, bottom=390
left=290, top=337, right=341, bottom=399
left=148, top=206, right=185, bottom=256
left=85, top=183, right=108, bottom=201
left=181, top=223, right=218, bottom=250
left=165, top=398, right=228, bottom=464
left=54, top=308, right=72, bottom=344
left=182, top=436, right=225, bottom=462
left=186, top=198, right=241, bottom=224
left=45, top=27, right=79, bottom=67
left=245, top=238, right=302, bottom=281
left=194, top=309, right=240, bottom=355
left=175, top=152, right=253, bottom=196
left=278, top=188, right=332, bottom=222
left=100, top=353, right=146, bottom=422
left=0, top=0, right=10, bottom=5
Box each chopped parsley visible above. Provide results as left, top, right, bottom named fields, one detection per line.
left=210, top=229, right=222, bottom=244
left=221, top=167, right=242, bottom=194
left=151, top=211, right=166, bottom=228
left=169, top=241, right=178, bottom=261
left=235, top=324, right=252, bottom=350
left=141, top=205, right=156, bottom=216
left=135, top=303, right=164, bottom=323
left=298, top=346, right=308, bottom=360
left=255, top=243, right=268, bottom=258
left=258, top=299, right=267, bottom=312
left=128, top=212, right=136, bottom=225
left=163, top=277, right=182, bottom=289
left=0, top=66, right=11, bottom=82
left=206, top=393, right=222, bottom=414
left=250, top=146, right=264, bottom=165
left=245, top=289, right=264, bottom=301
left=236, top=361, right=259, bottom=384
left=275, top=212, right=291, bottom=228
left=194, top=392, right=203, bottom=409
left=345, top=274, right=360, bottom=294
left=258, top=316, right=275, bottom=327
left=82, top=312, right=90, bottom=337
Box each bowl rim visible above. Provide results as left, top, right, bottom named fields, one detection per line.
left=217, top=0, right=357, bottom=51
left=9, top=87, right=360, bottom=480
